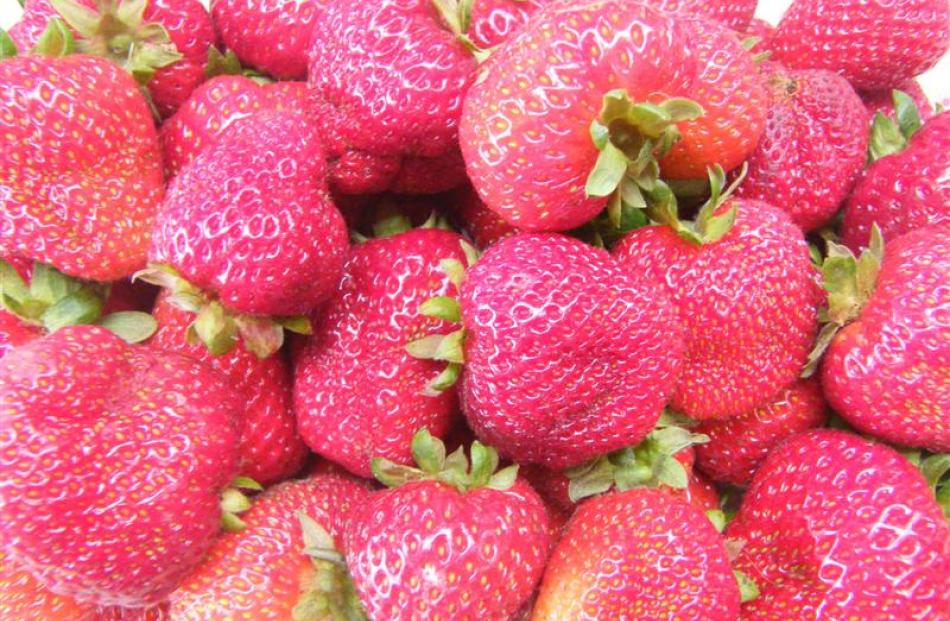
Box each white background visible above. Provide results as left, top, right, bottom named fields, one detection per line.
left=0, top=0, right=947, bottom=99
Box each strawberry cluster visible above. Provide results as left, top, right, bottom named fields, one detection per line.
left=1, top=0, right=949, bottom=619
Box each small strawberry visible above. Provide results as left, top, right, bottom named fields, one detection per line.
left=859, top=80, right=934, bottom=125
left=142, top=109, right=348, bottom=358
left=168, top=473, right=371, bottom=620
left=0, top=325, right=244, bottom=606
left=728, top=429, right=950, bottom=617
left=532, top=488, right=742, bottom=620
left=766, top=0, right=950, bottom=90
left=0, top=54, right=164, bottom=281
left=734, top=62, right=868, bottom=231
left=695, top=378, right=828, bottom=486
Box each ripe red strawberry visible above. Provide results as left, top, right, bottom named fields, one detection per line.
left=818, top=227, right=950, bottom=451
left=161, top=76, right=311, bottom=177
left=344, top=431, right=551, bottom=620
left=0, top=325, right=243, bottom=606
left=145, top=109, right=348, bottom=358
left=294, top=227, right=468, bottom=477
left=168, top=473, right=371, bottom=620
left=695, top=379, right=828, bottom=486
left=532, top=488, right=740, bottom=620
left=734, top=62, right=868, bottom=231
left=860, top=80, right=934, bottom=124
left=0, top=55, right=164, bottom=281
left=460, top=0, right=766, bottom=231
left=728, top=429, right=950, bottom=618
left=151, top=293, right=307, bottom=485
left=12, top=0, right=215, bottom=118
left=841, top=110, right=950, bottom=252
left=766, top=0, right=950, bottom=90
left=614, top=199, right=822, bottom=420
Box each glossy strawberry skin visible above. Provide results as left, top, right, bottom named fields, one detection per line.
left=735, top=63, right=868, bottom=231
left=614, top=201, right=822, bottom=421
left=169, top=473, right=371, bottom=620
left=841, top=111, right=950, bottom=252
left=766, top=0, right=950, bottom=90
left=448, top=186, right=520, bottom=249
left=344, top=479, right=551, bottom=620
left=150, top=110, right=348, bottom=316
left=0, top=326, right=243, bottom=607
left=460, top=234, right=685, bottom=469
left=0, top=55, right=164, bottom=281
left=655, top=0, right=757, bottom=30
left=151, top=294, right=307, bottom=485
left=532, top=488, right=739, bottom=621
left=294, top=229, right=467, bottom=477
left=695, top=378, right=827, bottom=486
left=823, top=227, right=950, bottom=451
left=161, top=76, right=312, bottom=177
left=728, top=430, right=950, bottom=618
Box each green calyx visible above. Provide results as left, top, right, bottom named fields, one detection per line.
left=801, top=225, right=884, bottom=377
left=868, top=90, right=923, bottom=162
left=650, top=163, right=745, bottom=246
left=372, top=428, right=519, bottom=494
left=49, top=0, right=182, bottom=84
left=734, top=570, right=760, bottom=603
left=430, top=0, right=491, bottom=62
left=203, top=46, right=270, bottom=83
left=565, top=411, right=709, bottom=503
left=31, top=18, right=75, bottom=57
left=293, top=513, right=367, bottom=621
left=0, top=28, right=18, bottom=59
left=134, top=264, right=311, bottom=359
left=219, top=475, right=262, bottom=532
left=362, top=211, right=454, bottom=243
left=0, top=259, right=157, bottom=343
left=918, top=453, right=950, bottom=522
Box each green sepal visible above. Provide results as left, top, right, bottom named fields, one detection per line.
left=430, top=0, right=491, bottom=61
left=868, top=90, right=923, bottom=162
left=585, top=140, right=628, bottom=198
left=274, top=315, right=313, bottom=335
left=231, top=475, right=264, bottom=492
left=372, top=214, right=413, bottom=238
left=293, top=513, right=368, bottom=621
left=0, top=28, right=17, bottom=59
left=892, top=90, right=922, bottom=141
left=96, top=311, right=158, bottom=343
left=706, top=509, right=727, bottom=533
left=32, top=17, right=75, bottom=57
left=41, top=288, right=103, bottom=332
left=204, top=46, right=245, bottom=78
left=419, top=296, right=462, bottom=323
left=220, top=512, right=247, bottom=532
left=218, top=476, right=261, bottom=533
left=424, top=362, right=462, bottom=396
left=192, top=301, right=238, bottom=356
left=734, top=570, right=760, bottom=603
left=406, top=328, right=465, bottom=364
left=234, top=315, right=285, bottom=359
left=920, top=454, right=950, bottom=521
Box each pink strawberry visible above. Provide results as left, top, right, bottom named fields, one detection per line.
left=654, top=0, right=757, bottom=31
left=532, top=488, right=741, bottom=620
left=144, top=109, right=348, bottom=358
left=734, top=62, right=868, bottom=231
left=151, top=293, right=307, bottom=485
left=294, top=226, right=468, bottom=477
left=695, top=378, right=828, bottom=486
left=0, top=325, right=243, bottom=606
left=841, top=110, right=950, bottom=252
left=860, top=80, right=934, bottom=124
left=344, top=431, right=551, bottom=620
left=0, top=54, right=164, bottom=281
left=728, top=429, right=950, bottom=617
left=766, top=0, right=950, bottom=90
left=613, top=198, right=822, bottom=420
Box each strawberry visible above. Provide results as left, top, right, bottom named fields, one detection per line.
left=0, top=54, right=164, bottom=281
left=859, top=80, right=934, bottom=124
left=744, top=17, right=775, bottom=39
left=613, top=196, right=823, bottom=420
left=813, top=226, right=950, bottom=452
left=460, top=0, right=766, bottom=231
left=728, top=429, right=950, bottom=618
left=168, top=473, right=371, bottom=620
left=143, top=109, right=348, bottom=358
left=294, top=226, right=467, bottom=477
left=160, top=75, right=311, bottom=177
left=532, top=488, right=741, bottom=620
left=12, top=0, right=215, bottom=118
left=695, top=378, right=828, bottom=486
left=655, top=0, right=757, bottom=31
left=734, top=62, right=869, bottom=231
left=151, top=293, right=307, bottom=485
left=344, top=431, right=551, bottom=620
left=766, top=0, right=950, bottom=90
left=841, top=110, right=950, bottom=252
left=0, top=325, right=243, bottom=606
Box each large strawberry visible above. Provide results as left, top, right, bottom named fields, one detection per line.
left=734, top=62, right=868, bottom=231
left=168, top=473, right=371, bottom=620
left=143, top=109, right=348, bottom=358
left=613, top=196, right=822, bottom=420
left=0, top=54, right=164, bottom=281
left=766, top=0, right=950, bottom=90
left=532, top=488, right=741, bottom=620
left=812, top=226, right=950, bottom=451
left=0, top=325, right=243, bottom=606
left=460, top=0, right=766, bottom=231
left=728, top=430, right=950, bottom=617
left=695, top=378, right=827, bottom=486
left=344, top=431, right=551, bottom=620
left=11, top=0, right=215, bottom=118
left=294, top=226, right=467, bottom=477
left=841, top=110, right=950, bottom=252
